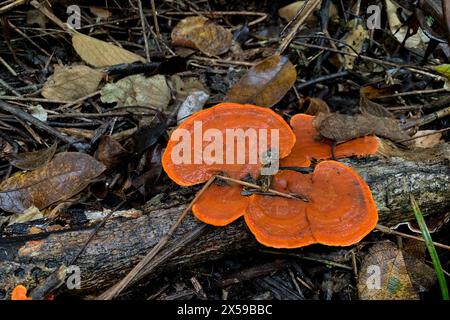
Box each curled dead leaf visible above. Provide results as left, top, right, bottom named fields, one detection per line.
left=225, top=54, right=297, bottom=107
left=0, top=152, right=105, bottom=214
left=303, top=97, right=330, bottom=115
left=95, top=136, right=130, bottom=168
left=313, top=112, right=410, bottom=143
left=360, top=86, right=394, bottom=118
left=171, top=16, right=233, bottom=56
left=42, top=65, right=104, bottom=101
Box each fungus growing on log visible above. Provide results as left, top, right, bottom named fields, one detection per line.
left=192, top=181, right=247, bottom=226
left=162, top=104, right=378, bottom=249
left=11, top=285, right=31, bottom=300
left=245, top=161, right=378, bottom=248
left=281, top=114, right=379, bottom=168
left=162, top=102, right=296, bottom=186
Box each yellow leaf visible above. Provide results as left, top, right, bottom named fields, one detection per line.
left=434, top=64, right=450, bottom=79
left=72, top=32, right=145, bottom=67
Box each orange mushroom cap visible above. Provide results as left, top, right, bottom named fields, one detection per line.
left=281, top=114, right=379, bottom=168
left=245, top=161, right=378, bottom=248
left=192, top=181, right=248, bottom=226
left=11, top=285, right=31, bottom=300
left=162, top=103, right=296, bottom=186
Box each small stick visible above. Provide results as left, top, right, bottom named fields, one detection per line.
left=376, top=224, right=450, bottom=250
left=0, top=78, right=21, bottom=97
left=150, top=0, right=160, bottom=38
left=296, top=71, right=349, bottom=90
left=216, top=174, right=309, bottom=202
left=398, top=127, right=450, bottom=143
left=137, top=0, right=150, bottom=62
left=401, top=106, right=450, bottom=130
left=0, top=56, right=17, bottom=76
left=0, top=99, right=79, bottom=146
left=0, top=96, right=71, bottom=104
left=277, top=0, right=322, bottom=54
left=97, top=175, right=217, bottom=300
left=30, top=0, right=72, bottom=33
left=0, top=0, right=27, bottom=15
left=291, top=42, right=446, bottom=81
left=376, top=88, right=447, bottom=99
left=8, top=21, right=51, bottom=56
left=55, top=90, right=101, bottom=111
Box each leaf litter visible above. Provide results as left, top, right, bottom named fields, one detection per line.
left=0, top=0, right=449, bottom=301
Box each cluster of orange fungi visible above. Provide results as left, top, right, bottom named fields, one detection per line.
left=162, top=103, right=379, bottom=248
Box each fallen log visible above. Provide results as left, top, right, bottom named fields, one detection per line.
left=0, top=157, right=449, bottom=299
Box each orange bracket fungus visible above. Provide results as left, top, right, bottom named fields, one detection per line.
left=281, top=114, right=379, bottom=168
left=162, top=102, right=296, bottom=186
left=162, top=104, right=378, bottom=248
left=11, top=285, right=31, bottom=300
left=245, top=161, right=378, bottom=248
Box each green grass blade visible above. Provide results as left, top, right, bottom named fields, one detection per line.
left=411, top=196, right=449, bottom=300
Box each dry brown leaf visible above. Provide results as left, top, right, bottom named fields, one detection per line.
left=358, top=241, right=435, bottom=299
left=359, top=85, right=399, bottom=100
left=360, top=86, right=394, bottom=118
left=42, top=65, right=104, bottom=101
left=0, top=152, right=105, bottom=214
left=171, top=75, right=208, bottom=102
left=313, top=112, right=410, bottom=143
left=377, top=139, right=450, bottom=163
left=171, top=16, right=233, bottom=56
left=100, top=74, right=171, bottom=110
left=26, top=9, right=48, bottom=29
left=8, top=206, right=44, bottom=225
left=10, top=143, right=57, bottom=170
left=279, top=1, right=306, bottom=21
left=303, top=97, right=330, bottom=115
left=339, top=24, right=368, bottom=70
left=95, top=136, right=130, bottom=168
left=225, top=54, right=297, bottom=107
left=358, top=242, right=420, bottom=300
left=89, top=7, right=112, bottom=19
left=411, top=130, right=443, bottom=148
left=278, top=1, right=337, bottom=25
left=72, top=32, right=145, bottom=67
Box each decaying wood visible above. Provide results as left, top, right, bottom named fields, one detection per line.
left=0, top=157, right=449, bottom=299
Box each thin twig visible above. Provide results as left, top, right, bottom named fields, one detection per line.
left=55, top=90, right=101, bottom=111
left=398, top=127, right=450, bottom=143
left=96, top=175, right=217, bottom=300
left=376, top=88, right=448, bottom=99
left=216, top=174, right=309, bottom=202
left=291, top=42, right=447, bottom=81
left=150, top=0, right=160, bottom=38
left=401, top=106, right=450, bottom=130
left=0, top=56, right=17, bottom=76
left=376, top=224, right=450, bottom=250
left=137, top=0, right=151, bottom=62
left=277, top=0, right=322, bottom=54
left=0, top=99, right=79, bottom=146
